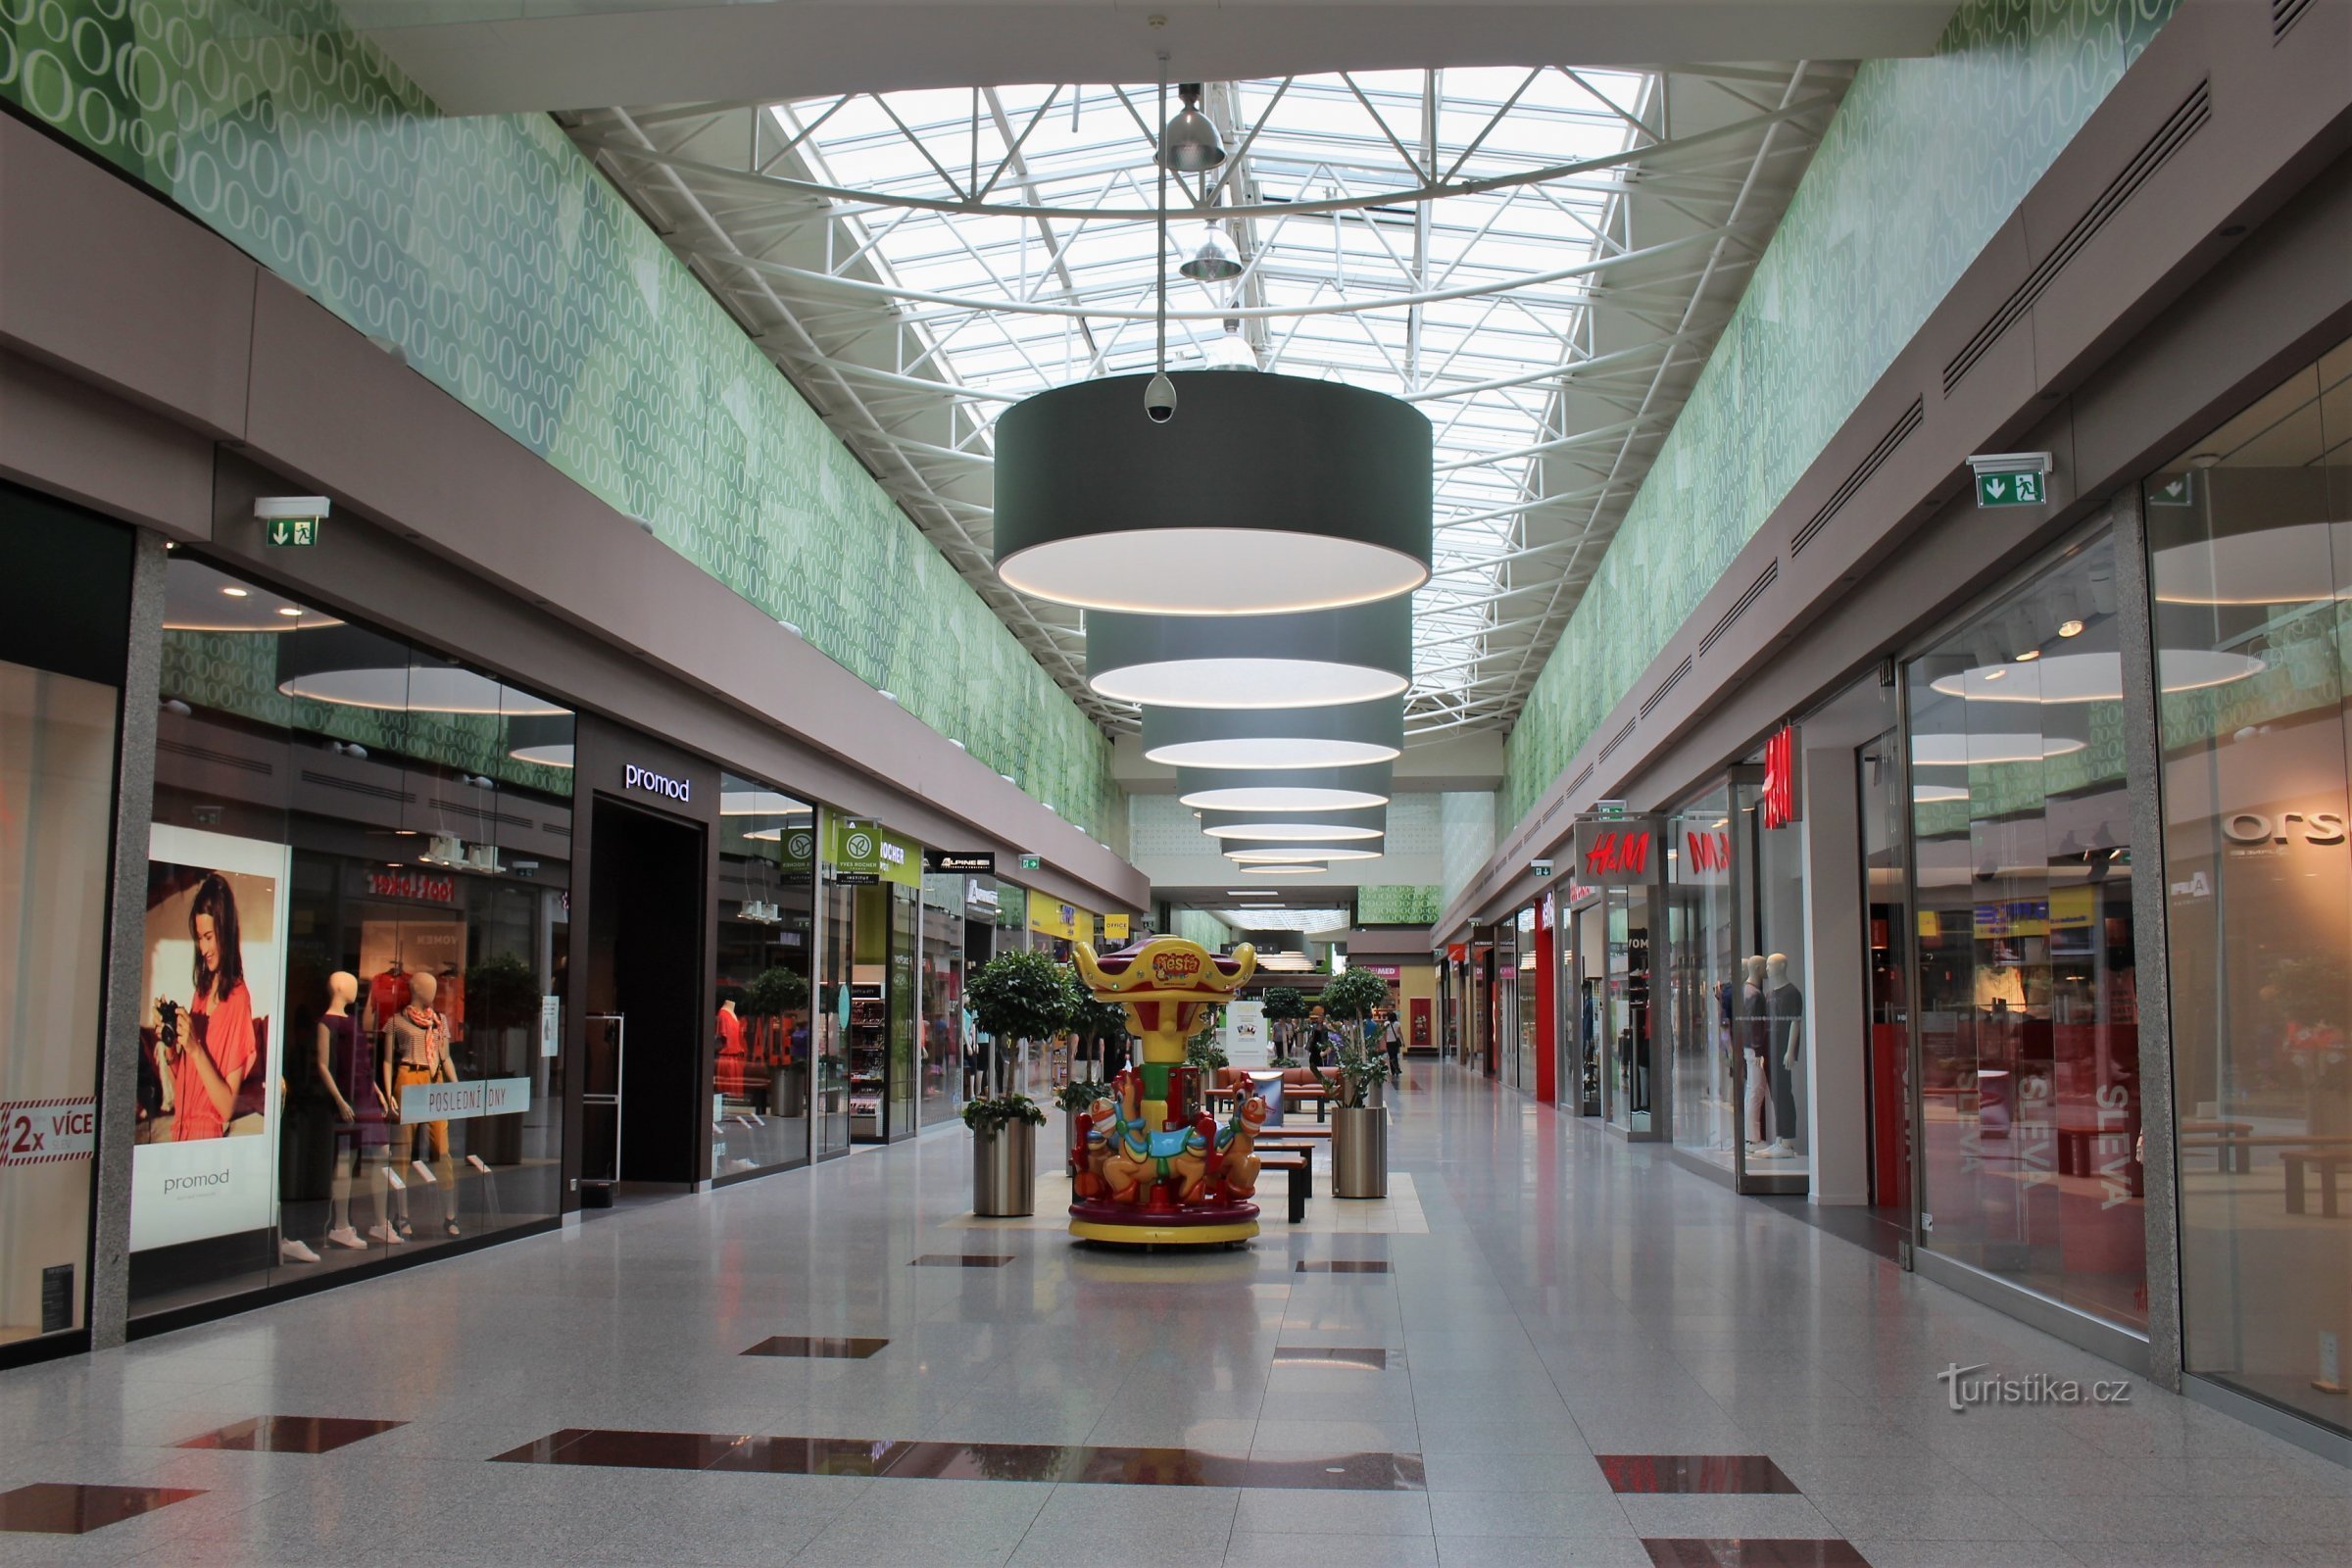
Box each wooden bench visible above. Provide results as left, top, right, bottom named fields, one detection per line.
left=2181, top=1132, right=2352, bottom=1179
left=1254, top=1150, right=1312, bottom=1224
left=2284, top=1148, right=2352, bottom=1218
left=2176, top=1119, right=2255, bottom=1173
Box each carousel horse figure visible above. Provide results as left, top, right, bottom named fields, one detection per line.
left=1171, top=1095, right=1270, bottom=1202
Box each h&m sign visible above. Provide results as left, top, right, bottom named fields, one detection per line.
left=1572, top=815, right=1663, bottom=885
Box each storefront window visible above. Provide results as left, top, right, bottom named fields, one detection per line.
left=1905, top=533, right=2145, bottom=1331
left=135, top=557, right=569, bottom=1319
left=1, top=662, right=118, bottom=1346
left=1515, top=906, right=1539, bottom=1091
left=918, top=874, right=968, bottom=1127
left=1670, top=785, right=1740, bottom=1174
left=712, top=775, right=815, bottom=1178
left=2147, top=336, right=2350, bottom=1435
left=820, top=817, right=922, bottom=1143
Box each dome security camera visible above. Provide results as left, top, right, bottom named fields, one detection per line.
left=1144, top=372, right=1177, bottom=423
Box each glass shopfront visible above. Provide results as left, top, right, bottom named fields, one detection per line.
left=1495, top=914, right=1522, bottom=1090
left=0, top=490, right=133, bottom=1355
left=2147, top=336, right=2350, bottom=1438
left=820, top=817, right=922, bottom=1144
left=1904, top=532, right=2145, bottom=1333
left=712, top=775, right=815, bottom=1178
left=135, top=556, right=570, bottom=1321
left=917, top=873, right=964, bottom=1128
left=1514, top=906, right=1539, bottom=1092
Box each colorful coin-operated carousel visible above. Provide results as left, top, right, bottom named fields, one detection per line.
left=1067, top=936, right=1269, bottom=1247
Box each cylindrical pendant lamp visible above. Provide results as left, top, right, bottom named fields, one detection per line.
left=1200, top=805, right=1387, bottom=842
left=1143, top=697, right=1402, bottom=769
left=1229, top=837, right=1385, bottom=862
left=1089, top=599, right=1410, bottom=710
left=1177, top=761, right=1391, bottom=811
left=995, top=370, right=1432, bottom=615
left=1238, top=861, right=1328, bottom=875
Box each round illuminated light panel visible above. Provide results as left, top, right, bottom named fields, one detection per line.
left=1201, top=805, right=1387, bottom=842
left=1929, top=650, right=2263, bottom=703
left=1239, top=862, right=1327, bottom=875
left=1228, top=841, right=1383, bottom=863
left=1143, top=697, right=1402, bottom=769
left=1178, top=761, right=1393, bottom=811
left=1089, top=601, right=1411, bottom=710
left=1910, top=733, right=2088, bottom=766
left=994, top=370, right=1432, bottom=615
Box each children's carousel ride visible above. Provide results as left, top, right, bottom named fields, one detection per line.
left=1066, top=935, right=1271, bottom=1247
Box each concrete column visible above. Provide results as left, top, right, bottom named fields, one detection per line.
left=2109, top=485, right=2184, bottom=1394
left=88, top=529, right=167, bottom=1349
left=1800, top=742, right=1869, bottom=1205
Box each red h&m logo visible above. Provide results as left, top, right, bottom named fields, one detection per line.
left=1762, top=726, right=1797, bottom=829
left=1686, top=831, right=1731, bottom=874
left=1582, top=829, right=1650, bottom=877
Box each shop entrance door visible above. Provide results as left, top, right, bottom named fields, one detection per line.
left=1859, top=729, right=1914, bottom=1227
left=586, top=798, right=706, bottom=1185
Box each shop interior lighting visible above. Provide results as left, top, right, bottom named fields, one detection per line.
left=995, top=372, right=1432, bottom=616
left=1910, top=732, right=2088, bottom=766
left=2058, top=619, right=2085, bottom=637
left=2014, top=648, right=2041, bottom=662
left=1144, top=697, right=1403, bottom=769
left=1088, top=599, right=1412, bottom=710
left=220, top=586, right=249, bottom=598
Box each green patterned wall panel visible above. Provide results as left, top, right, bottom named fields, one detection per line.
left=1355, top=886, right=1443, bottom=927
left=1172, top=907, right=1232, bottom=953
left=1499, top=0, right=2180, bottom=826
left=0, top=0, right=1124, bottom=851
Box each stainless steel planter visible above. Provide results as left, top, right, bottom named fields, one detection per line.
left=972, top=1119, right=1038, bottom=1216
left=1332, top=1104, right=1388, bottom=1199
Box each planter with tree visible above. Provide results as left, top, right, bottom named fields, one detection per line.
left=1318, top=968, right=1396, bottom=1198
left=962, top=1091, right=1048, bottom=1216
left=966, top=947, right=1072, bottom=1095
left=742, top=964, right=811, bottom=1117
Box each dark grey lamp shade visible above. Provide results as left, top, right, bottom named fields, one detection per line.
left=1177, top=760, right=1392, bottom=811
left=1228, top=835, right=1385, bottom=862
left=994, top=370, right=1432, bottom=615
left=1088, top=598, right=1411, bottom=710
left=1144, top=697, right=1403, bottom=769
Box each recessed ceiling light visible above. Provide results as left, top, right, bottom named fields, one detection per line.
left=277, top=607, right=303, bottom=617
left=220, top=586, right=249, bottom=598
left=1984, top=668, right=2006, bottom=681
left=2058, top=619, right=2084, bottom=638
left=2014, top=649, right=2040, bottom=662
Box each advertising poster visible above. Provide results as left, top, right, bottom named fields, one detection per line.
left=131, top=825, right=291, bottom=1251
left=1224, top=1000, right=1268, bottom=1068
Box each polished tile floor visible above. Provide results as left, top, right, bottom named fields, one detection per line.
left=2, top=1064, right=2344, bottom=1565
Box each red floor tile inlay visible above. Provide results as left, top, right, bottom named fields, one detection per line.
left=1600, top=1453, right=1801, bottom=1494
left=909, top=1254, right=1012, bottom=1267
left=177, top=1415, right=407, bottom=1453
left=0, top=1483, right=206, bottom=1535
left=741, top=1335, right=890, bottom=1358
left=1295, top=1260, right=1391, bottom=1273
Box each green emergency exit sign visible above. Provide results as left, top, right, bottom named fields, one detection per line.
left=265, top=515, right=319, bottom=546
left=1019, top=854, right=1042, bottom=871
left=1976, top=470, right=2044, bottom=508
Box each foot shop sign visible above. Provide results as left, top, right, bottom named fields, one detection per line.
left=1573, top=816, right=1661, bottom=884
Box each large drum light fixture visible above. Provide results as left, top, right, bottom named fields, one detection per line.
left=1144, top=697, right=1403, bottom=769
left=1178, top=761, right=1391, bottom=812
left=1088, top=599, right=1410, bottom=710
left=1229, top=837, right=1384, bottom=862
left=1239, top=861, right=1327, bottom=876
left=994, top=370, right=1432, bottom=615
left=1200, top=805, right=1387, bottom=842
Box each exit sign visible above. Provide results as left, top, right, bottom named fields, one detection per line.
left=1976, top=470, right=2044, bottom=508
left=266, top=515, right=319, bottom=546
left=1019, top=854, right=1042, bottom=871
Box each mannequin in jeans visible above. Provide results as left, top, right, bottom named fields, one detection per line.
left=381, top=969, right=461, bottom=1238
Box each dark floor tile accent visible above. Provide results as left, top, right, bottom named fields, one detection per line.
left=1642, top=1541, right=1872, bottom=1567
left=492, top=1430, right=1425, bottom=1490
left=0, top=1483, right=206, bottom=1534
left=1600, top=1454, right=1800, bottom=1494
left=910, top=1253, right=1012, bottom=1267
left=1272, top=1347, right=1392, bottom=1369
left=1295, top=1260, right=1391, bottom=1273
left=741, top=1335, right=890, bottom=1359
left=177, top=1415, right=407, bottom=1453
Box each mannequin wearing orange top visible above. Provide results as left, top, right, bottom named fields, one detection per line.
left=381, top=970, right=460, bottom=1238
left=715, top=998, right=748, bottom=1100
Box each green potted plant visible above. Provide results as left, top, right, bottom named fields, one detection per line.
left=1260, top=986, right=1308, bottom=1058
left=1317, top=969, right=1395, bottom=1198
left=1064, top=974, right=1132, bottom=1081
left=961, top=1091, right=1048, bottom=1216
left=743, top=963, right=810, bottom=1116
left=967, top=948, right=1072, bottom=1094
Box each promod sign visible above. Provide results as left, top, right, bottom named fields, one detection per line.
left=1572, top=814, right=1663, bottom=885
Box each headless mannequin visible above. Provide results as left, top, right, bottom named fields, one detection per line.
left=1740, top=955, right=1770, bottom=1147
left=1765, top=953, right=1803, bottom=1154
left=382, top=969, right=459, bottom=1238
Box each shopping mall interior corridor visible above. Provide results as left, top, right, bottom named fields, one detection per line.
left=0, top=1064, right=2340, bottom=1568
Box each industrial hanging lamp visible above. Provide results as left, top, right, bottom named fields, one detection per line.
left=1156, top=82, right=1227, bottom=172
left=1087, top=599, right=1411, bottom=709
left=1179, top=222, right=1244, bottom=282
left=1143, top=696, right=1403, bottom=769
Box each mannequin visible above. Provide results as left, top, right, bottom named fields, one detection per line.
left=313, top=971, right=391, bottom=1249
left=715, top=997, right=747, bottom=1100
left=1740, top=955, right=1770, bottom=1148
left=382, top=969, right=460, bottom=1238
left=1764, top=953, right=1804, bottom=1155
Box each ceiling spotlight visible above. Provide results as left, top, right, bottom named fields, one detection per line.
left=1179, top=222, right=1244, bottom=282
left=220, top=586, right=249, bottom=598
left=1157, top=82, right=1227, bottom=172
left=276, top=607, right=302, bottom=617
left=2014, top=649, right=2041, bottom=662
left=2058, top=619, right=2084, bottom=638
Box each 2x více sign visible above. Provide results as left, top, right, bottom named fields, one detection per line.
left=1571, top=814, right=1663, bottom=885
